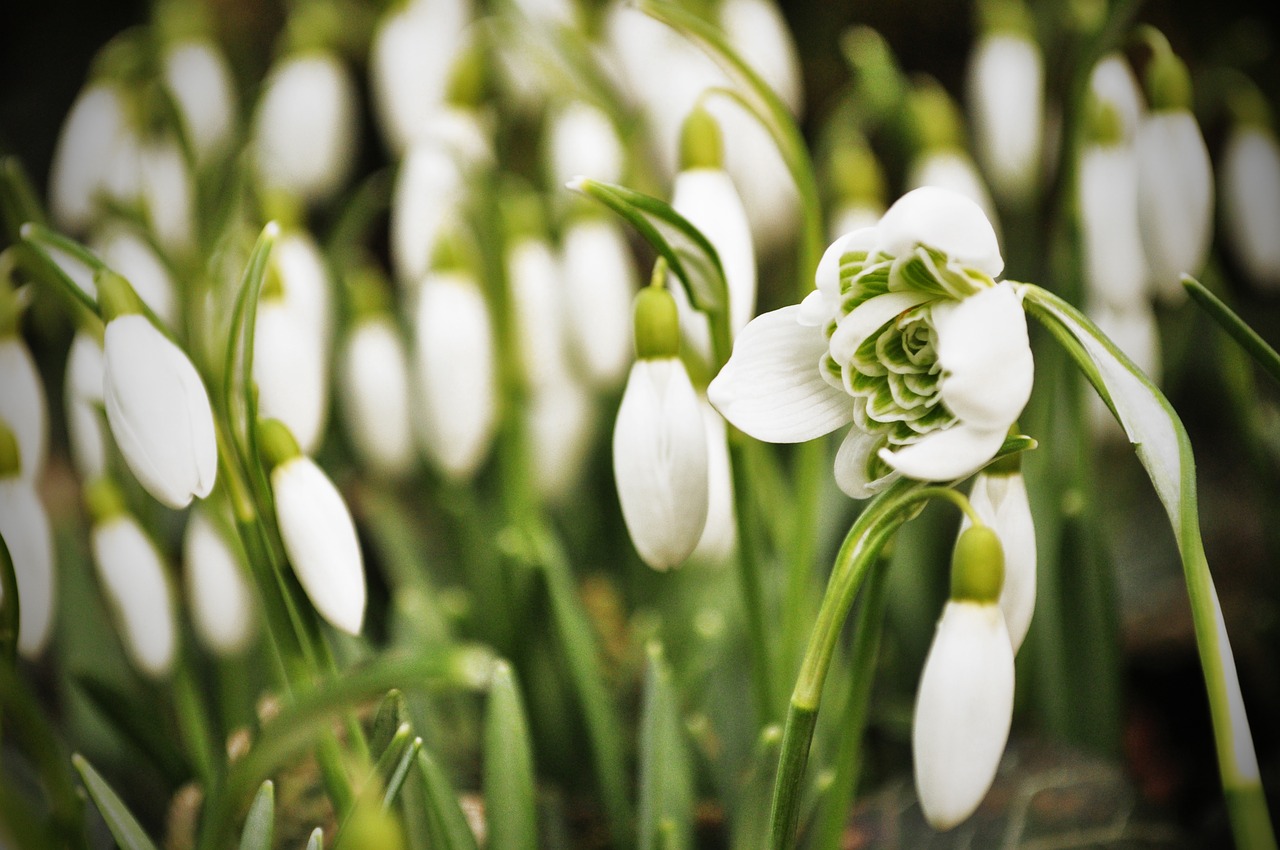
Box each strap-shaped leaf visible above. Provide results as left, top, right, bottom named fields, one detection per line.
left=1183, top=275, right=1280, bottom=385
left=637, top=643, right=694, bottom=850
left=72, top=754, right=160, bottom=850
left=371, top=689, right=410, bottom=759
left=382, top=735, right=421, bottom=810
left=483, top=661, right=538, bottom=850
left=416, top=745, right=481, bottom=850
left=238, top=781, right=275, bottom=850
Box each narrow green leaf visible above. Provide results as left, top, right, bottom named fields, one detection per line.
left=306, top=827, right=324, bottom=850
left=371, top=689, right=410, bottom=759
left=1183, top=275, right=1280, bottom=385
left=416, top=746, right=481, bottom=850
left=238, top=781, right=275, bottom=850
left=1, top=156, right=46, bottom=242
left=13, top=226, right=101, bottom=316
left=72, top=754, right=160, bottom=850
left=75, top=673, right=188, bottom=783
left=483, top=660, right=538, bottom=850
left=731, top=725, right=782, bottom=850
left=382, top=736, right=422, bottom=810
left=638, top=643, right=694, bottom=850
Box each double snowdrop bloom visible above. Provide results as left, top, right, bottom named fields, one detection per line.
left=339, top=311, right=416, bottom=478
left=710, top=186, right=1033, bottom=497
left=99, top=272, right=217, bottom=509
left=64, top=330, right=108, bottom=481
left=261, top=419, right=366, bottom=635
left=613, top=284, right=708, bottom=570
left=183, top=506, right=256, bottom=655
left=162, top=38, right=238, bottom=164
left=1220, top=115, right=1280, bottom=290
left=0, top=422, right=56, bottom=658
left=560, top=213, right=637, bottom=388
left=0, top=327, right=48, bottom=484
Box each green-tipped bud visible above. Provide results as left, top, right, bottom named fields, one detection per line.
left=260, top=191, right=302, bottom=232
left=429, top=230, right=468, bottom=273
left=1145, top=48, right=1192, bottom=112
left=0, top=421, right=20, bottom=478
left=977, top=0, right=1032, bottom=36
left=950, top=524, right=1005, bottom=604
left=347, top=265, right=392, bottom=319
left=84, top=477, right=128, bottom=525
left=257, top=418, right=303, bottom=471
left=907, top=77, right=965, bottom=152
left=501, top=185, right=546, bottom=242
left=1084, top=96, right=1125, bottom=146
left=633, top=281, right=680, bottom=360
left=445, top=43, right=487, bottom=109
left=831, top=141, right=886, bottom=205
left=95, top=269, right=145, bottom=323
left=680, top=106, right=723, bottom=170
left=1227, top=84, right=1273, bottom=130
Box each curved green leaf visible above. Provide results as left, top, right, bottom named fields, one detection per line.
left=483, top=660, right=537, bottom=850
left=416, top=745, right=481, bottom=850
left=238, top=781, right=274, bottom=850
left=382, top=735, right=421, bottom=810
left=1183, top=275, right=1280, bottom=385
left=72, top=754, right=160, bottom=850
left=0, top=531, right=17, bottom=666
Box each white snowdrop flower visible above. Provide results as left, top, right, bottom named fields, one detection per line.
left=252, top=51, right=358, bottom=204
left=91, top=226, right=178, bottom=328
left=273, top=230, right=335, bottom=354
left=183, top=506, right=256, bottom=655
left=509, top=0, right=576, bottom=27
left=526, top=375, right=597, bottom=505
left=412, top=270, right=498, bottom=479
left=1220, top=122, right=1280, bottom=290
left=1088, top=53, right=1145, bottom=142
left=261, top=419, right=366, bottom=635
left=508, top=235, right=570, bottom=389
left=1085, top=300, right=1161, bottom=441
left=966, top=29, right=1044, bottom=203
left=369, top=0, right=472, bottom=154
left=253, top=296, right=329, bottom=456
left=88, top=485, right=177, bottom=677
left=613, top=286, right=708, bottom=570
left=712, top=95, right=802, bottom=256
left=162, top=38, right=237, bottom=163
left=1078, top=134, right=1149, bottom=310
left=718, top=0, right=803, bottom=113
left=908, top=151, right=1001, bottom=240
left=48, top=83, right=130, bottom=232
left=0, top=334, right=48, bottom=483
left=545, top=100, right=625, bottom=189
left=710, top=187, right=1032, bottom=496
left=100, top=123, right=145, bottom=208
left=339, top=313, right=415, bottom=478
left=391, top=141, right=468, bottom=286
left=64, top=330, right=108, bottom=481
left=690, top=398, right=736, bottom=564
left=0, top=427, right=56, bottom=658
left=99, top=274, right=217, bottom=509
left=561, top=215, right=637, bottom=388
left=959, top=469, right=1036, bottom=651
left=138, top=138, right=196, bottom=256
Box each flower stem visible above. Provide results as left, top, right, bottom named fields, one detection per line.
left=728, top=433, right=778, bottom=724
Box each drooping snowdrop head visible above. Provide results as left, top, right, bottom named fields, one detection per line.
left=183, top=506, right=257, bottom=656
left=0, top=423, right=57, bottom=658
left=560, top=213, right=637, bottom=389
left=545, top=100, right=625, bottom=189
left=64, top=329, right=108, bottom=481
left=162, top=38, right=238, bottom=164
left=339, top=307, right=416, bottom=479
left=48, top=81, right=131, bottom=233
left=0, top=313, right=49, bottom=484
left=710, top=186, right=1033, bottom=498
left=1220, top=111, right=1280, bottom=291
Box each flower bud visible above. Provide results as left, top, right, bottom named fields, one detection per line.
left=507, top=233, right=570, bottom=390
left=1220, top=120, right=1280, bottom=291
left=391, top=142, right=467, bottom=286
left=0, top=424, right=56, bottom=658
left=48, top=82, right=130, bottom=232
left=162, top=38, right=237, bottom=163
left=1078, top=118, right=1148, bottom=310
left=544, top=100, right=624, bottom=189
left=183, top=506, right=256, bottom=655
left=64, top=330, right=108, bottom=481
left=526, top=375, right=596, bottom=505
left=91, top=226, right=178, bottom=328
left=561, top=215, right=637, bottom=388
left=959, top=471, right=1036, bottom=650
left=0, top=332, right=48, bottom=484
left=339, top=314, right=415, bottom=478
left=138, top=137, right=196, bottom=256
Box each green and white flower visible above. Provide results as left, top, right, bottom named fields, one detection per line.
left=710, top=186, right=1033, bottom=497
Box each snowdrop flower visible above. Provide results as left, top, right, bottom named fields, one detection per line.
left=545, top=100, right=625, bottom=189
left=506, top=218, right=571, bottom=389
left=1088, top=53, right=1145, bottom=142
left=0, top=324, right=48, bottom=484
left=0, top=423, right=56, bottom=658
left=87, top=480, right=178, bottom=677
left=718, top=0, right=802, bottom=112
left=252, top=51, right=358, bottom=204
left=1135, top=47, right=1213, bottom=302
left=64, top=329, right=108, bottom=481
left=274, top=230, right=335, bottom=354
left=261, top=419, right=366, bottom=635
left=91, top=226, right=179, bottom=328
left=254, top=290, right=328, bottom=456
left=906, top=79, right=1000, bottom=236
left=48, top=82, right=131, bottom=232
left=183, top=506, right=256, bottom=655
left=1078, top=98, right=1148, bottom=310
left=412, top=268, right=498, bottom=479
left=527, top=375, right=597, bottom=505
left=614, top=284, right=708, bottom=570
left=99, top=272, right=217, bottom=509
left=965, top=0, right=1044, bottom=203
left=1220, top=115, right=1280, bottom=290
left=690, top=398, right=737, bottom=564
left=138, top=137, right=196, bottom=256
left=958, top=465, right=1036, bottom=651
left=914, top=524, right=1014, bottom=830
left=560, top=213, right=637, bottom=388
left=339, top=309, right=416, bottom=478
left=162, top=38, right=237, bottom=163
left=391, top=139, right=469, bottom=286
left=710, top=186, right=1033, bottom=497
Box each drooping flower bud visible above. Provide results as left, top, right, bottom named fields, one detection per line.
left=1079, top=96, right=1149, bottom=310
left=183, top=506, right=257, bottom=656
left=1220, top=111, right=1280, bottom=291
left=545, top=101, right=625, bottom=190
left=0, top=314, right=48, bottom=484
left=958, top=466, right=1036, bottom=651
left=162, top=37, right=238, bottom=164
left=91, top=225, right=179, bottom=328
left=48, top=82, right=131, bottom=233
left=339, top=308, right=416, bottom=479
left=0, top=421, right=56, bottom=658
left=560, top=213, right=637, bottom=388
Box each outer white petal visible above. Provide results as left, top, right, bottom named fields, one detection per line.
left=65, top=332, right=108, bottom=481
left=876, top=185, right=1003, bottom=277
left=412, top=273, right=498, bottom=479
left=1221, top=126, right=1280, bottom=290
left=828, top=290, right=933, bottom=366
left=271, top=456, right=366, bottom=635
left=0, top=479, right=56, bottom=658
left=906, top=153, right=1002, bottom=247
left=91, top=515, right=177, bottom=677
left=274, top=231, right=334, bottom=354
left=101, top=124, right=144, bottom=206
left=508, top=237, right=570, bottom=388
left=184, top=508, right=256, bottom=655
left=527, top=375, right=597, bottom=505
left=92, top=226, right=178, bottom=327
left=103, top=315, right=217, bottom=509
left=252, top=52, right=358, bottom=202
left=561, top=217, right=637, bottom=388
left=163, top=39, right=237, bottom=162
left=1137, top=112, right=1214, bottom=301
left=879, top=422, right=1008, bottom=483
left=0, top=338, right=48, bottom=482
left=1079, top=144, right=1149, bottom=309
left=708, top=306, right=852, bottom=443
left=833, top=423, right=895, bottom=499
left=672, top=168, right=758, bottom=336
left=1088, top=54, right=1144, bottom=142
left=691, top=399, right=737, bottom=563
left=253, top=301, right=329, bottom=455
left=933, top=284, right=1033, bottom=430
left=339, top=316, right=416, bottom=478
left=49, top=84, right=128, bottom=232
left=546, top=100, right=624, bottom=188
left=613, top=358, right=709, bottom=570
left=139, top=138, right=195, bottom=254
left=391, top=142, right=465, bottom=285
left=966, top=34, right=1044, bottom=202
left=913, top=601, right=1014, bottom=830
left=961, top=473, right=1037, bottom=652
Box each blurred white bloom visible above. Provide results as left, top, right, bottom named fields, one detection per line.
left=48, top=83, right=130, bottom=232
left=183, top=507, right=256, bottom=655
left=91, top=512, right=177, bottom=677
left=270, top=447, right=366, bottom=636
left=614, top=357, right=708, bottom=570
left=138, top=137, right=196, bottom=255
left=829, top=201, right=882, bottom=244
left=91, top=226, right=178, bottom=327
left=162, top=38, right=237, bottom=163
left=690, top=399, right=736, bottom=564
left=545, top=100, right=624, bottom=188
left=64, top=331, right=108, bottom=481
left=252, top=51, right=358, bottom=203
left=274, top=230, right=335, bottom=353
left=718, top=0, right=802, bottom=112
left=1136, top=111, right=1213, bottom=301
left=1079, top=142, right=1148, bottom=309
left=710, top=187, right=1032, bottom=497
left=959, top=472, right=1036, bottom=651
left=908, top=150, right=1001, bottom=240
left=103, top=313, right=217, bottom=509
left=913, top=600, right=1014, bottom=830
left=339, top=314, right=416, bottom=478
left=412, top=271, right=498, bottom=479
left=1088, top=54, right=1145, bottom=141
left=0, top=472, right=56, bottom=659
left=527, top=375, right=597, bottom=505
left=966, top=33, right=1044, bottom=202
left=253, top=297, right=329, bottom=455
left=391, top=142, right=467, bottom=286
left=561, top=216, right=637, bottom=388
left=508, top=235, right=570, bottom=389
left=100, top=122, right=144, bottom=206
left=1220, top=124, right=1280, bottom=290
left=43, top=242, right=97, bottom=300
left=0, top=335, right=48, bottom=483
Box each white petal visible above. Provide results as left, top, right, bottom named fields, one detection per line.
left=672, top=168, right=758, bottom=335
left=708, top=306, right=851, bottom=443
left=613, top=358, right=709, bottom=570
left=1136, top=111, right=1214, bottom=301
left=49, top=84, right=127, bottom=232
left=274, top=231, right=334, bottom=353
left=508, top=237, right=571, bottom=388
left=796, top=288, right=831, bottom=327
left=561, top=218, right=637, bottom=388
left=966, top=34, right=1044, bottom=202
left=961, top=473, right=1037, bottom=652
left=92, top=226, right=178, bottom=328
left=339, top=316, right=416, bottom=478
left=0, top=339, right=48, bottom=482
left=546, top=100, right=624, bottom=188
left=1221, top=126, right=1280, bottom=290
left=907, top=152, right=1002, bottom=245
left=526, top=375, right=597, bottom=505
left=163, top=40, right=237, bottom=162
left=828, top=290, right=933, bottom=365
left=833, top=424, right=895, bottom=499
left=253, top=302, right=329, bottom=455
left=92, top=516, right=177, bottom=677
left=1088, top=53, right=1144, bottom=142
left=718, top=0, right=802, bottom=113
left=184, top=508, right=256, bottom=655
left=139, top=138, right=195, bottom=254
left=691, top=399, right=737, bottom=562
left=0, top=480, right=56, bottom=658
left=712, top=91, right=801, bottom=254
left=272, top=456, right=366, bottom=635
left=103, top=315, right=217, bottom=508
left=913, top=601, right=1014, bottom=830
left=1079, top=145, right=1149, bottom=309
left=876, top=185, right=1003, bottom=277
left=933, top=285, right=1033, bottom=430
left=64, top=332, right=107, bottom=480
left=390, top=142, right=465, bottom=285
left=880, top=422, right=1008, bottom=483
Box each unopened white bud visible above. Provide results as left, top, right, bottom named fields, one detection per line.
left=339, top=315, right=415, bottom=478
left=184, top=507, right=256, bottom=655
left=91, top=513, right=178, bottom=677
left=561, top=217, right=637, bottom=388
left=1136, top=111, right=1213, bottom=302
left=163, top=38, right=237, bottom=163
left=48, top=83, right=129, bottom=232
left=0, top=336, right=48, bottom=483
left=64, top=331, right=107, bottom=481
left=0, top=477, right=56, bottom=658
left=1220, top=125, right=1280, bottom=290
left=967, top=33, right=1044, bottom=202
